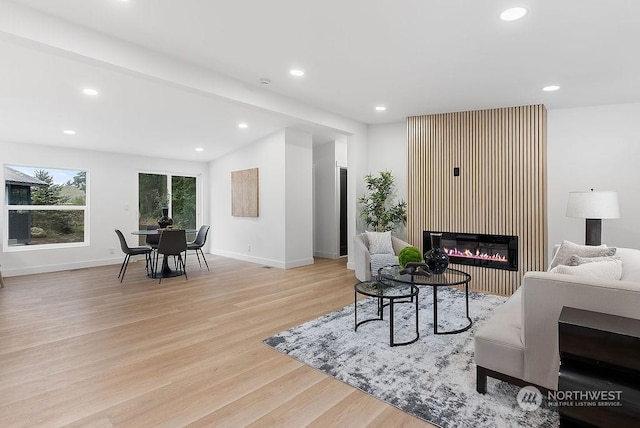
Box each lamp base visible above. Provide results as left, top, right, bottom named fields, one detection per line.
left=585, top=218, right=602, bottom=246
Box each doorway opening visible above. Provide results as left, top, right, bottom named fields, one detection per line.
left=339, top=168, right=348, bottom=257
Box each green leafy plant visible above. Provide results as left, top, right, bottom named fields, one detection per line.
left=358, top=170, right=407, bottom=232
left=398, top=246, right=422, bottom=268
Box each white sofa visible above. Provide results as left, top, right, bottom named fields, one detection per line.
left=353, top=233, right=411, bottom=281
left=474, top=246, right=640, bottom=393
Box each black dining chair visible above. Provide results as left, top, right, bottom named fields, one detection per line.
left=115, top=229, right=153, bottom=283
left=187, top=225, right=211, bottom=271
left=145, top=225, right=160, bottom=250
left=155, top=229, right=188, bottom=284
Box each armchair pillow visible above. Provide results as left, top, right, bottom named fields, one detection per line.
left=365, top=231, right=394, bottom=255
left=370, top=253, right=400, bottom=278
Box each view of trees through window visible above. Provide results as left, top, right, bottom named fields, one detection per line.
left=5, top=165, right=87, bottom=247
left=138, top=173, right=197, bottom=241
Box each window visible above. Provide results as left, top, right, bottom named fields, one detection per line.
left=4, top=165, right=88, bottom=249
left=138, top=173, right=197, bottom=240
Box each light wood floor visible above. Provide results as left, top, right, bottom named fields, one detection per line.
left=0, top=256, right=432, bottom=427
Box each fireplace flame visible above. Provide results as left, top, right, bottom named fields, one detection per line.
left=444, top=247, right=508, bottom=262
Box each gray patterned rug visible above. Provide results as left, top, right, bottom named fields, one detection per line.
left=264, top=286, right=559, bottom=427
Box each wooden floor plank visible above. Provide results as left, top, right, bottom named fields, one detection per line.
left=0, top=256, right=431, bottom=427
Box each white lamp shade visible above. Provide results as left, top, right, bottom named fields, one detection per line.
left=566, top=190, right=620, bottom=219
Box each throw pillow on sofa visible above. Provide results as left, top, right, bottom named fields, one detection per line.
left=366, top=231, right=394, bottom=255
left=568, top=255, right=622, bottom=266
left=548, top=240, right=617, bottom=270
left=550, top=259, right=623, bottom=280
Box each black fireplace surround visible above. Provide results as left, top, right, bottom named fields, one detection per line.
left=423, top=231, right=518, bottom=271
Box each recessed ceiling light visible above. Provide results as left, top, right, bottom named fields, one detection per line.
left=195, top=148, right=204, bottom=152
left=375, top=106, right=387, bottom=112
left=63, top=130, right=76, bottom=135
left=82, top=88, right=99, bottom=96
left=500, top=7, right=527, bottom=21
left=238, top=123, right=248, bottom=129
left=542, top=85, right=560, bottom=92
left=290, top=69, right=305, bottom=77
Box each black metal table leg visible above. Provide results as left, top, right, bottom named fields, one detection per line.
left=434, top=281, right=473, bottom=335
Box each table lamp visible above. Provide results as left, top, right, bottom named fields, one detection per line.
left=566, top=189, right=620, bottom=246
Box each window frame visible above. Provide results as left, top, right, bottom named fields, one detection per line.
left=3, top=164, right=90, bottom=252
left=136, top=170, right=201, bottom=230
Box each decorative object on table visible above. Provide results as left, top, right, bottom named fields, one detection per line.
left=358, top=170, right=406, bottom=232
left=424, top=232, right=449, bottom=274
left=398, top=261, right=431, bottom=276
left=397, top=245, right=422, bottom=268
left=264, top=287, right=557, bottom=428
left=566, top=189, right=619, bottom=246
left=157, top=208, right=173, bottom=228
left=231, top=168, right=259, bottom=217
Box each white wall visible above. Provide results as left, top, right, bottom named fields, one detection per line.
left=0, top=141, right=208, bottom=276
left=366, top=122, right=408, bottom=201
left=313, top=141, right=338, bottom=258
left=363, top=122, right=408, bottom=239
left=209, top=128, right=314, bottom=268
left=284, top=129, right=313, bottom=267
left=209, top=130, right=286, bottom=266
left=548, top=103, right=640, bottom=255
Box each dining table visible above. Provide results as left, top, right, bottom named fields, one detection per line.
left=131, top=228, right=197, bottom=278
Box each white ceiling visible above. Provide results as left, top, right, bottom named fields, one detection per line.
left=2, top=0, right=640, bottom=161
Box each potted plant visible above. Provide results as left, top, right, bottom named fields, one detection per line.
left=358, top=170, right=407, bottom=232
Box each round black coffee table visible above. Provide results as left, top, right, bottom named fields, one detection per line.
left=378, top=265, right=472, bottom=335
left=354, top=280, right=420, bottom=347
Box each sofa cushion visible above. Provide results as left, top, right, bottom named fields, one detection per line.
left=366, top=231, right=394, bottom=255
left=474, top=288, right=524, bottom=380
left=548, top=240, right=616, bottom=270
left=550, top=259, right=623, bottom=280
left=370, top=253, right=398, bottom=278
left=617, top=248, right=640, bottom=282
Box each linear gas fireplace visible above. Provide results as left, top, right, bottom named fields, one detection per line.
left=423, top=231, right=518, bottom=271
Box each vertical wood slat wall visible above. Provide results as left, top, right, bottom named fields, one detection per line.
left=407, top=105, right=547, bottom=296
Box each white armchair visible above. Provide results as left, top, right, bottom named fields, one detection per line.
left=353, top=233, right=412, bottom=281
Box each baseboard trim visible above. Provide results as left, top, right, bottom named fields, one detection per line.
left=210, top=249, right=287, bottom=269
left=284, top=258, right=314, bottom=269
left=3, top=257, right=123, bottom=277
left=314, top=251, right=339, bottom=259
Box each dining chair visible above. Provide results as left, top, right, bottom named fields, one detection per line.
left=187, top=225, right=210, bottom=271
left=145, top=225, right=160, bottom=250
left=115, top=229, right=153, bottom=283
left=155, top=229, right=188, bottom=284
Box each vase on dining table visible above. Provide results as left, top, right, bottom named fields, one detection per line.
left=157, top=208, right=173, bottom=229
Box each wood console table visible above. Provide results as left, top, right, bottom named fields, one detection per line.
left=558, top=306, right=640, bottom=427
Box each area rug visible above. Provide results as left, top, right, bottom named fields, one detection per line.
left=264, top=286, right=558, bottom=428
